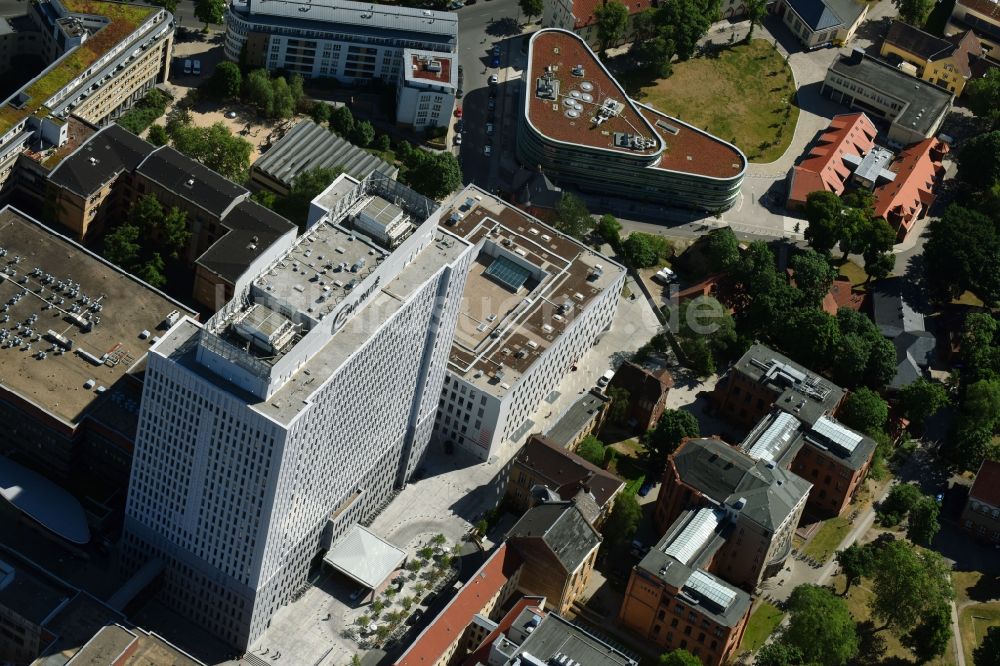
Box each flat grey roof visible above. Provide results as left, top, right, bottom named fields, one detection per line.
left=510, top=612, right=637, bottom=666
left=0, top=206, right=193, bottom=426
left=828, top=52, right=953, bottom=137
left=0, top=553, right=73, bottom=627
left=230, top=0, right=458, bottom=39
left=544, top=390, right=609, bottom=447
left=251, top=119, right=396, bottom=191
left=0, top=454, right=89, bottom=543
left=322, top=524, right=406, bottom=589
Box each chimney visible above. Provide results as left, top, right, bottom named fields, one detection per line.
left=848, top=47, right=865, bottom=65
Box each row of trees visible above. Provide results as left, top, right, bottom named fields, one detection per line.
left=758, top=537, right=954, bottom=665
left=802, top=190, right=896, bottom=282
left=207, top=63, right=307, bottom=120
left=630, top=0, right=719, bottom=77
left=103, top=195, right=190, bottom=288
left=874, top=482, right=941, bottom=545
left=166, top=115, right=255, bottom=183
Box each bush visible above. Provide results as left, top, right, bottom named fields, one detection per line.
left=118, top=89, right=170, bottom=135
left=576, top=435, right=606, bottom=466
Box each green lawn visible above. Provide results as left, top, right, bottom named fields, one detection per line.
left=739, top=601, right=785, bottom=653
left=801, top=515, right=852, bottom=562
left=628, top=40, right=798, bottom=163
left=960, top=604, right=1000, bottom=664
left=837, top=259, right=868, bottom=289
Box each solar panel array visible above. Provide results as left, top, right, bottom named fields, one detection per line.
left=685, top=570, right=737, bottom=611
left=662, top=508, right=721, bottom=565
left=811, top=415, right=863, bottom=454
left=485, top=255, right=532, bottom=292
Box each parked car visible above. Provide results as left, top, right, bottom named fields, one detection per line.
left=407, top=609, right=425, bottom=626
left=490, top=55, right=500, bottom=68
left=488, top=97, right=496, bottom=111
left=465, top=0, right=476, bottom=5
left=454, top=107, right=463, bottom=118
left=652, top=267, right=677, bottom=284
left=183, top=59, right=192, bottom=74
left=454, top=133, right=462, bottom=145
left=192, top=59, right=201, bottom=75
left=492, top=45, right=501, bottom=56
left=488, top=74, right=498, bottom=85
left=597, top=369, right=615, bottom=388
left=485, top=122, right=494, bottom=135
left=455, top=119, right=464, bottom=132
left=484, top=144, right=492, bottom=157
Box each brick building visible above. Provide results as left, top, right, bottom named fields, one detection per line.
left=961, top=460, right=1000, bottom=544
left=608, top=361, right=674, bottom=433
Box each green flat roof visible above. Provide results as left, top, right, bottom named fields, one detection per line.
left=0, top=0, right=157, bottom=137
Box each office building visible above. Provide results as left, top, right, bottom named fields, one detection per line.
left=0, top=0, right=173, bottom=191
left=434, top=186, right=625, bottom=461
left=222, top=0, right=456, bottom=83
left=619, top=507, right=753, bottom=666
left=486, top=607, right=638, bottom=666
left=122, top=172, right=475, bottom=649
left=517, top=29, right=746, bottom=212
left=0, top=205, right=192, bottom=488
left=821, top=49, right=954, bottom=146
left=396, top=49, right=458, bottom=131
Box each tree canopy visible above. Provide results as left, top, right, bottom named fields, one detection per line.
left=958, top=131, right=1000, bottom=193
left=836, top=543, right=876, bottom=595
left=907, top=495, right=941, bottom=546
left=645, top=409, right=699, bottom=475
left=518, top=0, right=544, bottom=21
left=273, top=167, right=345, bottom=228
left=194, top=0, right=226, bottom=26
left=552, top=193, right=594, bottom=240
left=966, top=69, right=1000, bottom=124
left=837, top=387, right=888, bottom=436
left=892, top=0, right=934, bottom=25
left=658, top=649, right=701, bottom=666
left=790, top=250, right=837, bottom=308
left=783, top=584, right=859, bottom=666
left=398, top=145, right=463, bottom=200
left=103, top=195, right=190, bottom=288
left=897, top=378, right=949, bottom=431
left=576, top=435, right=607, bottom=467
left=870, top=540, right=953, bottom=635
left=594, top=0, right=629, bottom=53
left=925, top=204, right=1000, bottom=306
left=602, top=492, right=641, bottom=549
left=703, top=227, right=740, bottom=273
left=622, top=232, right=673, bottom=268
left=208, top=61, right=242, bottom=100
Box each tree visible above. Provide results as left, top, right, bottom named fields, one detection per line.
left=803, top=191, right=844, bottom=254
left=138, top=252, right=167, bottom=288
left=655, top=0, right=715, bottom=61
left=755, top=641, right=807, bottom=666
left=243, top=69, right=275, bottom=117
left=958, top=131, right=1000, bottom=193
left=949, top=418, right=999, bottom=472
left=552, top=193, right=594, bottom=239
left=892, top=0, right=934, bottom=25
left=833, top=308, right=896, bottom=388
left=622, top=233, right=673, bottom=268
left=836, top=543, right=876, bottom=595
left=838, top=387, right=888, bottom=436
left=253, top=189, right=277, bottom=209
left=194, top=0, right=226, bottom=27
left=745, top=0, right=767, bottom=41
left=400, top=150, right=462, bottom=200
left=907, top=496, right=941, bottom=546
left=593, top=0, right=629, bottom=53
left=602, top=492, right=641, bottom=548
left=518, top=0, right=544, bottom=22
left=645, top=409, right=699, bottom=474
left=330, top=105, right=356, bottom=137
left=790, top=250, right=837, bottom=308
left=774, top=308, right=840, bottom=372
left=597, top=213, right=622, bottom=247
left=272, top=76, right=295, bottom=118
left=658, top=649, right=701, bottom=666
left=961, top=313, right=1000, bottom=384
left=577, top=435, right=607, bottom=466
left=964, top=378, right=1000, bottom=430
left=906, top=601, right=952, bottom=661
left=879, top=482, right=923, bottom=525
left=147, top=124, right=169, bottom=147
left=897, top=378, right=949, bottom=432
left=311, top=101, right=332, bottom=125
left=974, top=626, right=1000, bottom=666
left=373, top=134, right=392, bottom=153
left=103, top=221, right=141, bottom=269
left=606, top=386, right=631, bottom=425
left=276, top=166, right=344, bottom=227
left=924, top=205, right=1000, bottom=306
left=351, top=119, right=375, bottom=147
left=783, top=584, right=859, bottom=666
left=703, top=227, right=739, bottom=273
left=966, top=69, right=1000, bottom=123
left=870, top=540, right=953, bottom=634
left=181, top=122, right=253, bottom=182
left=209, top=61, right=242, bottom=100
left=680, top=335, right=715, bottom=377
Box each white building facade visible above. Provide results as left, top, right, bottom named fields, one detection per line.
left=123, top=174, right=474, bottom=649
left=222, top=0, right=457, bottom=84
left=396, top=49, right=457, bottom=131
left=432, top=188, right=625, bottom=461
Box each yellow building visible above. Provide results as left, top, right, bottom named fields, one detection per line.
left=880, top=19, right=986, bottom=96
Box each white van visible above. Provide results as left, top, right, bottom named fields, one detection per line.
left=653, top=267, right=677, bottom=284
left=597, top=369, right=615, bottom=388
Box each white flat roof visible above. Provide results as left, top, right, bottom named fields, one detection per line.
left=0, top=455, right=90, bottom=544
left=323, top=524, right=406, bottom=589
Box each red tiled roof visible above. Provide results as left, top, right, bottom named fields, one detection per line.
left=957, top=0, right=1000, bottom=20
left=786, top=112, right=877, bottom=207
left=872, top=138, right=946, bottom=234
left=830, top=278, right=866, bottom=311
left=461, top=598, right=546, bottom=666
left=527, top=31, right=659, bottom=156
left=969, top=459, right=1000, bottom=508
left=395, top=545, right=522, bottom=666
left=572, top=0, right=653, bottom=28
left=637, top=104, right=746, bottom=179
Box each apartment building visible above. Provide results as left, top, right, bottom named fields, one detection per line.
left=821, top=49, right=954, bottom=146
left=433, top=186, right=625, bottom=461
left=222, top=0, right=456, bottom=128
left=45, top=124, right=299, bottom=312
left=653, top=437, right=811, bottom=590
left=0, top=205, right=192, bottom=490
left=396, top=50, right=458, bottom=131
left=0, top=0, right=173, bottom=191
left=518, top=29, right=746, bottom=213
left=881, top=20, right=985, bottom=96
left=961, top=459, right=1000, bottom=544
left=122, top=173, right=475, bottom=649
left=619, top=507, right=753, bottom=666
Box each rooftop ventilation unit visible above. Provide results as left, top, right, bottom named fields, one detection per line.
left=570, top=64, right=585, bottom=76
